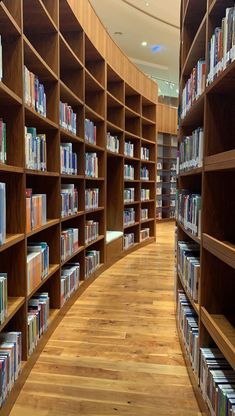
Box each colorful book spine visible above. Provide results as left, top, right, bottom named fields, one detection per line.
left=24, top=66, right=46, bottom=117
left=124, top=141, right=134, bottom=157
left=85, top=153, right=98, bottom=178
left=27, top=243, right=49, bottom=295
left=178, top=241, right=200, bottom=302
left=0, top=35, right=2, bottom=82
left=28, top=292, right=49, bottom=355
left=141, top=188, right=150, bottom=201
left=61, top=263, right=80, bottom=305
left=59, top=101, right=77, bottom=135
left=124, top=208, right=135, bottom=226
left=207, top=7, right=235, bottom=85
left=200, top=347, right=235, bottom=415
left=0, top=120, right=6, bottom=165
left=107, top=133, right=119, bottom=153
left=0, top=183, right=6, bottom=246
left=124, top=187, right=135, bottom=203
left=0, top=274, right=7, bottom=325
left=181, top=59, right=206, bottom=119
left=124, top=164, right=134, bottom=180
left=176, top=190, right=201, bottom=237
left=123, top=233, right=135, bottom=249
left=61, top=228, right=79, bottom=262
left=141, top=208, right=148, bottom=220
left=0, top=331, right=22, bottom=405
left=140, top=228, right=150, bottom=241
left=85, top=250, right=100, bottom=278
left=140, top=166, right=149, bottom=180
left=26, top=189, right=47, bottom=233
left=60, top=143, right=77, bottom=175
left=179, top=128, right=203, bottom=172
left=85, top=220, right=99, bottom=244
left=178, top=290, right=199, bottom=373
left=85, top=118, right=96, bottom=144
left=85, top=188, right=99, bottom=210
left=141, top=147, right=150, bottom=161
left=61, top=184, right=78, bottom=218
left=25, top=127, right=47, bottom=171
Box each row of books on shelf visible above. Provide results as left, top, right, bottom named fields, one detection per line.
left=123, top=188, right=152, bottom=203
left=124, top=141, right=134, bottom=158
left=124, top=228, right=150, bottom=249
left=178, top=241, right=200, bottom=302
left=26, top=189, right=47, bottom=233
left=181, top=59, right=206, bottom=120
left=27, top=242, right=49, bottom=295
left=61, top=263, right=80, bottom=306
left=107, top=133, right=119, bottom=153
left=178, top=127, right=203, bottom=173
left=141, top=208, right=149, bottom=220
left=60, top=143, right=78, bottom=175
left=28, top=292, right=49, bottom=356
left=124, top=208, right=135, bottom=226
left=124, top=165, right=151, bottom=181
left=85, top=118, right=96, bottom=145
left=178, top=288, right=235, bottom=416
left=25, top=127, right=47, bottom=172
left=176, top=190, right=201, bottom=237
left=157, top=161, right=177, bottom=171
left=24, top=66, right=46, bottom=117
left=59, top=101, right=77, bottom=135
left=61, top=228, right=79, bottom=263
left=85, top=152, right=98, bottom=178
left=156, top=210, right=175, bottom=220
left=85, top=188, right=99, bottom=210
left=156, top=174, right=176, bottom=183
left=61, top=184, right=78, bottom=218
left=207, top=7, right=235, bottom=86
left=0, top=120, right=6, bottom=165
left=85, top=250, right=100, bottom=279
left=141, top=147, right=150, bottom=161
left=140, top=166, right=149, bottom=180
left=85, top=220, right=99, bottom=244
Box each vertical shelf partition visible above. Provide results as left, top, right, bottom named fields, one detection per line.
left=0, top=0, right=157, bottom=412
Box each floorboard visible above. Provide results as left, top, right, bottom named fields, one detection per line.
left=10, top=223, right=202, bottom=416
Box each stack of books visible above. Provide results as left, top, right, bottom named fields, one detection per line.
left=140, top=166, right=149, bottom=180
left=61, top=228, right=79, bottom=262
left=140, top=228, right=150, bottom=241
left=60, top=101, right=77, bottom=135
left=85, top=118, right=96, bottom=144
left=200, top=347, right=235, bottom=415
left=181, top=59, right=206, bottom=119
left=85, top=188, right=99, bottom=210
left=107, top=133, right=119, bottom=153
left=27, top=243, right=49, bottom=294
left=28, top=293, right=50, bottom=355
left=141, top=188, right=150, bottom=201
left=124, top=141, right=134, bottom=157
left=85, top=250, right=100, bottom=278
left=124, top=187, right=135, bottom=203
left=0, top=331, right=22, bottom=405
left=61, top=263, right=80, bottom=306
left=0, top=182, right=6, bottom=245
left=85, top=153, right=98, bottom=178
left=178, top=290, right=199, bottom=373
left=24, top=66, right=46, bottom=117
left=179, top=128, right=203, bottom=173
left=61, top=184, right=78, bottom=218
left=141, top=208, right=148, bottom=220
left=26, top=189, right=47, bottom=233
left=123, top=233, right=135, bottom=249
left=25, top=127, right=47, bottom=171
left=176, top=190, right=201, bottom=237
left=124, top=208, right=135, bottom=226
left=141, top=147, right=150, bottom=161
left=60, top=143, right=78, bottom=175
left=85, top=220, right=99, bottom=244
left=124, top=164, right=134, bottom=180
left=178, top=241, right=200, bottom=302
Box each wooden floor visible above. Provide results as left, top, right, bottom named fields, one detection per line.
left=10, top=223, right=201, bottom=416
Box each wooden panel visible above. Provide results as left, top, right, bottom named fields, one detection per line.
left=158, top=103, right=178, bottom=135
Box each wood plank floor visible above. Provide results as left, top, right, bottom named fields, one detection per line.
left=10, top=223, right=202, bottom=416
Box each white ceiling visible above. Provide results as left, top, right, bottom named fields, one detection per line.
left=90, top=0, right=180, bottom=86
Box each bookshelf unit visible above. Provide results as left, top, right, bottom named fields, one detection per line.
left=0, top=0, right=157, bottom=411
left=157, top=103, right=177, bottom=222
left=177, top=0, right=235, bottom=414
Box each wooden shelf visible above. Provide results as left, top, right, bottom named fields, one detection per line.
left=124, top=201, right=140, bottom=206
left=60, top=127, right=83, bottom=143
left=205, top=150, right=235, bottom=172
left=85, top=68, right=105, bottom=92
left=177, top=221, right=201, bottom=244
left=85, top=176, right=105, bottom=181
left=203, top=234, right=235, bottom=269
left=27, top=264, right=60, bottom=299
left=61, top=246, right=85, bottom=266
left=124, top=221, right=139, bottom=230
left=0, top=297, right=25, bottom=333
left=0, top=3, right=21, bottom=35
left=61, top=174, right=84, bottom=180
left=85, top=207, right=104, bottom=214
left=0, top=164, right=24, bottom=174
left=140, top=217, right=155, bottom=224
left=85, top=104, right=105, bottom=122
left=25, top=169, right=59, bottom=177
left=24, top=35, right=57, bottom=82
left=85, top=142, right=104, bottom=152
left=26, top=219, right=60, bottom=237
left=60, top=80, right=83, bottom=107
left=201, top=308, right=235, bottom=370
left=179, top=167, right=202, bottom=177
left=180, top=93, right=205, bottom=128
left=61, top=211, right=84, bottom=222
left=178, top=269, right=199, bottom=315
left=0, top=81, right=22, bottom=105
left=0, top=234, right=25, bottom=253
left=24, top=104, right=58, bottom=130
left=85, top=235, right=104, bottom=248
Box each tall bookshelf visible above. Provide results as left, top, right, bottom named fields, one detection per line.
left=156, top=103, right=178, bottom=221
left=177, top=0, right=235, bottom=414
left=0, top=0, right=157, bottom=412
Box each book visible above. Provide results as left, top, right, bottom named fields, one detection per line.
left=85, top=220, right=99, bottom=244
left=124, top=164, right=134, bottom=180
left=0, top=35, right=2, bottom=82
left=124, top=187, right=135, bottom=203
left=124, top=208, right=135, bottom=226
left=176, top=190, right=201, bottom=237
left=0, top=183, right=6, bottom=245
left=141, top=188, right=150, bottom=201
left=0, top=274, right=7, bottom=325
left=0, top=120, right=6, bottom=165
left=85, top=188, right=99, bottom=210
left=25, top=127, right=47, bottom=171
left=85, top=153, right=98, bottom=178
left=61, top=184, right=78, bottom=217
left=181, top=59, right=206, bottom=119
left=179, top=128, right=204, bottom=172
left=85, top=250, right=100, bottom=278
left=107, top=133, right=119, bottom=153
left=140, top=166, right=149, bottom=180
left=61, top=263, right=80, bottom=305
left=141, top=146, right=150, bottom=161
left=85, top=118, right=96, bottom=144
left=26, top=189, right=47, bottom=233
left=61, top=228, right=79, bottom=262
left=24, top=66, right=46, bottom=116
left=124, top=141, right=134, bottom=157
left=123, top=233, right=135, bottom=250
left=27, top=243, right=49, bottom=294
left=141, top=208, right=148, bottom=220
left=140, top=228, right=150, bottom=241
left=60, top=101, right=77, bottom=135
left=178, top=241, right=200, bottom=302
left=60, top=143, right=77, bottom=175
left=28, top=293, right=49, bottom=355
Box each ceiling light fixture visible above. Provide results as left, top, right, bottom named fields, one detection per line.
left=141, top=41, right=148, bottom=47
left=145, top=2, right=150, bottom=6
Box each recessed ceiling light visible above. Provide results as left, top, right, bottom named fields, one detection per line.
left=145, top=2, right=150, bottom=6
left=141, top=41, right=148, bottom=47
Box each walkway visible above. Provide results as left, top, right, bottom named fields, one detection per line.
left=10, top=223, right=201, bottom=415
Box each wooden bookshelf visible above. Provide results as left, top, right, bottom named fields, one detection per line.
left=157, top=104, right=177, bottom=221
left=177, top=0, right=235, bottom=413
left=0, top=0, right=157, bottom=412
